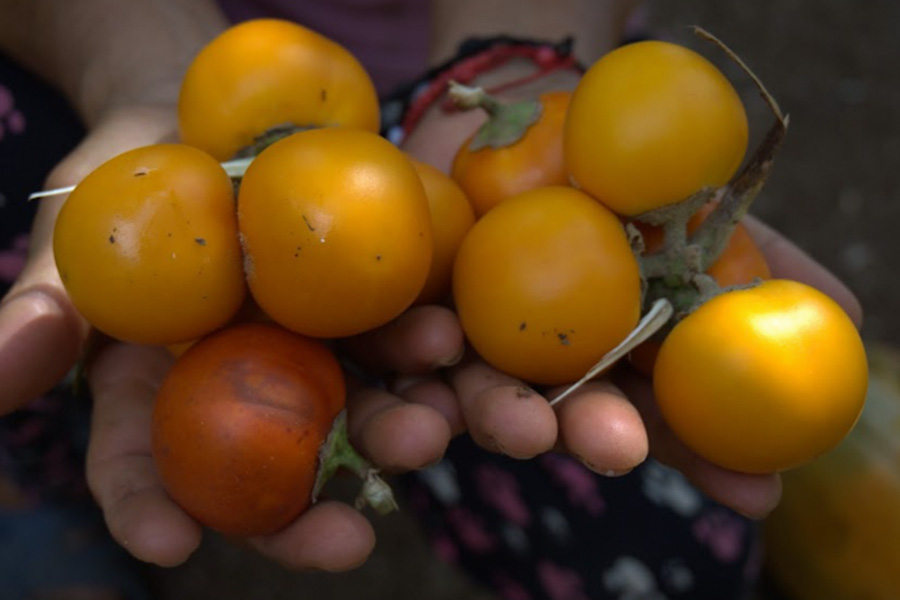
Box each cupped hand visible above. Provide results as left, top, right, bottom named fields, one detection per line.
left=357, top=216, right=863, bottom=520
left=0, top=104, right=179, bottom=415
left=83, top=304, right=468, bottom=569
left=86, top=341, right=380, bottom=570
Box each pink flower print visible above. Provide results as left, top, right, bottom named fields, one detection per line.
left=0, top=234, right=29, bottom=282
left=446, top=505, right=497, bottom=553
left=430, top=533, right=459, bottom=564
left=539, top=453, right=606, bottom=517
left=474, top=462, right=532, bottom=527
left=0, top=84, right=27, bottom=141
left=692, top=508, right=748, bottom=563
left=406, top=483, right=431, bottom=513
left=493, top=571, right=533, bottom=600
left=536, top=559, right=590, bottom=600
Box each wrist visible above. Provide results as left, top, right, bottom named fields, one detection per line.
left=2, top=0, right=228, bottom=128
left=74, top=62, right=183, bottom=129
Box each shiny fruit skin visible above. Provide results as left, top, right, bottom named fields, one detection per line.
left=453, top=186, right=642, bottom=385
left=178, top=18, right=380, bottom=161
left=237, top=127, right=433, bottom=338
left=564, top=40, right=748, bottom=216
left=152, top=322, right=346, bottom=536
left=53, top=143, right=246, bottom=345
left=653, top=279, right=868, bottom=474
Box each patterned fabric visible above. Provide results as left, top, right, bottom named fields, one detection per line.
left=0, top=54, right=87, bottom=508
left=403, top=436, right=761, bottom=600
left=0, top=51, right=155, bottom=600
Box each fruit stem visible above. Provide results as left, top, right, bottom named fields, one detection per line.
left=689, top=25, right=790, bottom=271
left=690, top=116, right=788, bottom=271
left=448, top=80, right=503, bottom=115
left=28, top=157, right=255, bottom=201
left=314, top=411, right=398, bottom=516
left=233, top=123, right=302, bottom=159
left=636, top=26, right=790, bottom=317
left=636, top=187, right=714, bottom=283
left=447, top=80, right=543, bottom=151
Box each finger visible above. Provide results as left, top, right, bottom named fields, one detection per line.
left=248, top=501, right=375, bottom=572
left=0, top=275, right=88, bottom=414
left=392, top=375, right=466, bottom=436
left=0, top=195, right=88, bottom=416
left=345, top=385, right=452, bottom=471
left=448, top=357, right=558, bottom=458
left=340, top=304, right=465, bottom=375
left=744, top=216, right=863, bottom=325
left=1, top=106, right=180, bottom=415
left=86, top=342, right=203, bottom=566
left=616, top=367, right=782, bottom=518
left=656, top=446, right=783, bottom=520
left=552, top=380, right=649, bottom=476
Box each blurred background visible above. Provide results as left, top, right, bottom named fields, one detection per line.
left=151, top=1, right=900, bottom=599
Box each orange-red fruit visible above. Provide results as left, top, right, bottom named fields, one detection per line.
left=152, top=322, right=346, bottom=536
left=451, top=91, right=572, bottom=217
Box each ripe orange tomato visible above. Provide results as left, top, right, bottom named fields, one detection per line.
left=451, top=91, right=571, bottom=217
left=408, top=158, right=476, bottom=305
left=564, top=40, right=749, bottom=216
left=238, top=127, right=433, bottom=338
left=53, top=144, right=246, bottom=346
left=453, top=186, right=642, bottom=385
left=178, top=19, right=380, bottom=161
left=152, top=322, right=346, bottom=537
left=653, top=279, right=868, bottom=474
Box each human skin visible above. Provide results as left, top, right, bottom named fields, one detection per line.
left=0, top=0, right=862, bottom=570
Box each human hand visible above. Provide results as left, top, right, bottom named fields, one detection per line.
left=0, top=0, right=229, bottom=415
left=0, top=104, right=179, bottom=415
left=381, top=215, right=862, bottom=520
left=85, top=305, right=464, bottom=569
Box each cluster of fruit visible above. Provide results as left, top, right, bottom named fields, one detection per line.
left=50, top=19, right=867, bottom=536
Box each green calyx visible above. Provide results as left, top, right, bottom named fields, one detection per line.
left=448, top=80, right=543, bottom=151
left=634, top=27, right=790, bottom=324
left=314, top=411, right=398, bottom=516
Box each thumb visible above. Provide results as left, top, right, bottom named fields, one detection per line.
left=0, top=105, right=178, bottom=414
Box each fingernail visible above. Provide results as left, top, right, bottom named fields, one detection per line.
left=488, top=435, right=537, bottom=460
left=433, top=346, right=465, bottom=369
left=602, top=468, right=633, bottom=477
left=574, top=454, right=633, bottom=477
